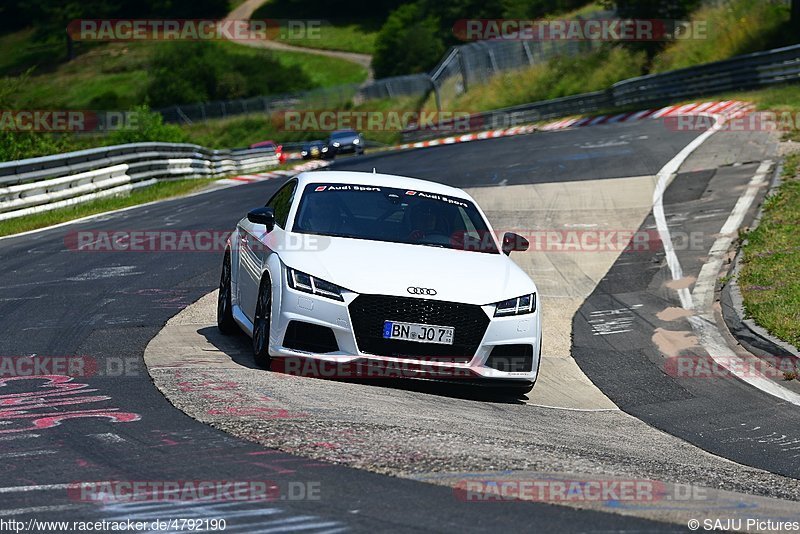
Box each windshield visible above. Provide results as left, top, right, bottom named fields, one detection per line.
left=293, top=183, right=499, bottom=253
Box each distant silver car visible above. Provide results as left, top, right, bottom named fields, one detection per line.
left=217, top=170, right=541, bottom=393
left=326, top=129, right=364, bottom=156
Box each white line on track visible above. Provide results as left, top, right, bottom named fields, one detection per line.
left=0, top=450, right=57, bottom=458
left=526, top=404, right=618, bottom=412
left=0, top=483, right=109, bottom=494
left=652, top=115, right=800, bottom=406
left=0, top=505, right=82, bottom=516
left=0, top=434, right=40, bottom=441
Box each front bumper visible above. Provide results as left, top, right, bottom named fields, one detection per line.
left=269, top=273, right=541, bottom=384
left=331, top=143, right=362, bottom=155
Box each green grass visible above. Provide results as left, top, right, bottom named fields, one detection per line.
left=651, top=0, right=791, bottom=73
left=275, top=23, right=377, bottom=55
left=738, top=152, right=800, bottom=349
left=2, top=33, right=366, bottom=111
left=441, top=46, right=647, bottom=113
left=183, top=114, right=314, bottom=148
left=690, top=84, right=800, bottom=142
left=271, top=48, right=367, bottom=86
left=0, top=28, right=67, bottom=75
left=251, top=1, right=379, bottom=55
left=0, top=178, right=218, bottom=237
left=6, top=41, right=156, bottom=109
left=733, top=84, right=800, bottom=112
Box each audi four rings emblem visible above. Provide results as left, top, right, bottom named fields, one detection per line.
left=407, top=287, right=437, bottom=296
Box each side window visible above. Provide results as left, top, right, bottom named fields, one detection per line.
left=266, top=180, right=297, bottom=229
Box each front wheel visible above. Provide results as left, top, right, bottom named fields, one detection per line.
left=252, top=275, right=273, bottom=368
left=217, top=251, right=238, bottom=335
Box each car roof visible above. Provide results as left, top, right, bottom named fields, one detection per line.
left=295, top=171, right=474, bottom=200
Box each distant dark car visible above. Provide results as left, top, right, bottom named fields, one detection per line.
left=326, top=129, right=364, bottom=156
left=249, top=140, right=286, bottom=164
left=301, top=140, right=332, bottom=160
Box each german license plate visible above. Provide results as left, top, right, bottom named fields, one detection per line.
left=382, top=321, right=454, bottom=345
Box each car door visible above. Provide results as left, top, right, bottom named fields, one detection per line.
left=237, top=179, right=298, bottom=322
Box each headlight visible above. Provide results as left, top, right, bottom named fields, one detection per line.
left=322, top=146, right=328, bottom=152
left=493, top=293, right=535, bottom=317
left=333, top=142, right=340, bottom=147
left=286, top=267, right=344, bottom=301
left=352, top=138, right=360, bottom=144
left=301, top=150, right=308, bottom=156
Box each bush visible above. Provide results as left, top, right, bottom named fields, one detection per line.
left=108, top=105, right=188, bottom=145
left=145, top=42, right=316, bottom=107
left=0, top=74, right=88, bottom=161
left=372, top=3, right=445, bottom=78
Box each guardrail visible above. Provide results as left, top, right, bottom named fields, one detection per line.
left=612, top=43, right=800, bottom=107
left=0, top=143, right=279, bottom=221
left=402, top=43, right=800, bottom=142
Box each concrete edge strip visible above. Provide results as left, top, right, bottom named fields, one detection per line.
left=722, top=161, right=800, bottom=360
left=652, top=113, right=800, bottom=405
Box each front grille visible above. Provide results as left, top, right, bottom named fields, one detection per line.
left=486, top=344, right=533, bottom=372
left=349, top=295, right=490, bottom=361
left=283, top=321, right=339, bottom=353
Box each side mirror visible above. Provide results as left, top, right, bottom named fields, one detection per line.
left=502, top=232, right=529, bottom=255
left=247, top=207, right=275, bottom=232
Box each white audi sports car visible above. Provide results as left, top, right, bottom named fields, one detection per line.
left=217, top=170, right=541, bottom=393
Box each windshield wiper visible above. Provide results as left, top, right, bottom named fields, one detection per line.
left=416, top=243, right=450, bottom=249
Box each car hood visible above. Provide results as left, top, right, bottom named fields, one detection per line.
left=276, top=234, right=536, bottom=305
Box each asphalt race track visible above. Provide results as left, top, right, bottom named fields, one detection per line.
left=1, top=117, right=797, bottom=532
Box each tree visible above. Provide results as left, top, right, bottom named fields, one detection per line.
left=372, top=3, right=445, bottom=78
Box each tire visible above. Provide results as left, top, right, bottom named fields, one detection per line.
left=217, top=250, right=239, bottom=335
left=252, top=274, right=273, bottom=368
